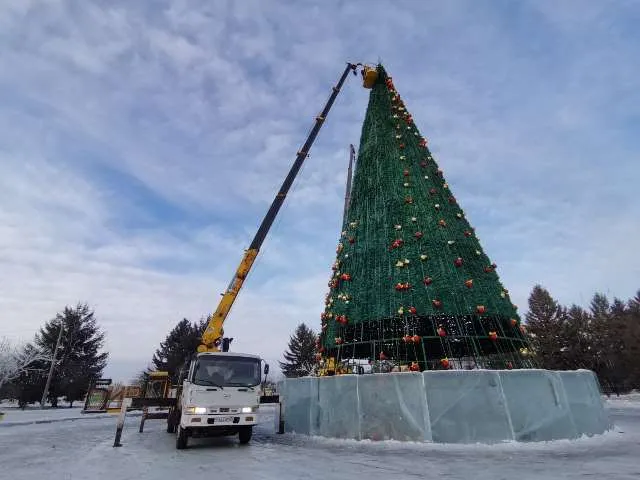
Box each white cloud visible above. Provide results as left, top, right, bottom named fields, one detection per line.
left=1, top=0, right=639, bottom=381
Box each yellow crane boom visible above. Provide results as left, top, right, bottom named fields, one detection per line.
left=197, top=62, right=367, bottom=352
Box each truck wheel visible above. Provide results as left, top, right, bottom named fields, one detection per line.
left=166, top=409, right=177, bottom=433
left=239, top=426, right=252, bottom=445
left=176, top=425, right=189, bottom=449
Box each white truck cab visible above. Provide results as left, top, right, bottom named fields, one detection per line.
left=169, top=351, right=268, bottom=449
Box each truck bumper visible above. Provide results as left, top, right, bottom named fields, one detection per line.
left=181, top=413, right=257, bottom=429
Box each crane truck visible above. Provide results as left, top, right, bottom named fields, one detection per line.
left=159, top=63, right=377, bottom=449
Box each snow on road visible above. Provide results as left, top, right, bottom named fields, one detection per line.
left=1, top=401, right=639, bottom=480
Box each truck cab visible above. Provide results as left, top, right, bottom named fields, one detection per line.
left=169, top=351, right=267, bottom=449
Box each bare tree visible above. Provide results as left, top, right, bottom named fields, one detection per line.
left=0, top=337, right=47, bottom=391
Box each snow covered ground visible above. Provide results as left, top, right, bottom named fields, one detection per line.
left=1, top=398, right=639, bottom=480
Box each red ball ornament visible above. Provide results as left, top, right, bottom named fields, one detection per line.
left=464, top=230, right=472, bottom=237
left=408, top=306, right=417, bottom=314
left=488, top=331, right=498, bottom=341
left=340, top=273, right=351, bottom=281
left=315, top=353, right=322, bottom=361
left=390, top=239, right=404, bottom=250
left=454, top=257, right=464, bottom=267
left=409, top=362, right=420, bottom=372
left=412, top=335, right=421, bottom=343
left=403, top=169, right=410, bottom=176
left=464, top=279, right=474, bottom=289
left=429, top=188, right=437, bottom=195
left=419, top=138, right=427, bottom=148
left=404, top=196, right=414, bottom=204
left=403, top=335, right=412, bottom=343
left=420, top=161, right=428, bottom=168
left=336, top=315, right=348, bottom=325
left=476, top=305, right=486, bottom=314
left=437, top=327, right=446, bottom=337
left=399, top=143, right=405, bottom=149
left=484, top=265, right=494, bottom=273
left=335, top=337, right=343, bottom=345
left=348, top=237, right=355, bottom=244
left=432, top=299, right=442, bottom=309
left=414, top=231, right=423, bottom=239
left=448, top=196, right=456, bottom=204
left=438, top=219, right=447, bottom=227
left=379, top=352, right=388, bottom=360
left=510, top=318, right=518, bottom=327
left=423, top=276, right=433, bottom=286
left=506, top=361, right=513, bottom=370
left=440, top=358, right=450, bottom=369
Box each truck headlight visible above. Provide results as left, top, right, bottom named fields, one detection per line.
left=241, top=406, right=256, bottom=413
left=186, top=406, right=207, bottom=415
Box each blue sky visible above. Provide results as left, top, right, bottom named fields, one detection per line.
left=1, top=0, right=639, bottom=382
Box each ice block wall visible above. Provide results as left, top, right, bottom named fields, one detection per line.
left=281, top=369, right=610, bottom=443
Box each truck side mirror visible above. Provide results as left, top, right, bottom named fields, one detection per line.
left=264, top=364, right=270, bottom=375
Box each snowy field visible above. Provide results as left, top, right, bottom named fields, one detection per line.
left=1, top=398, right=639, bottom=480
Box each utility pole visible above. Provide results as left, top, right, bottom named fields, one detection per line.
left=343, top=144, right=356, bottom=221
left=40, top=321, right=64, bottom=408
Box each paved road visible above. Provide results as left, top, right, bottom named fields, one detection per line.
left=1, top=406, right=639, bottom=480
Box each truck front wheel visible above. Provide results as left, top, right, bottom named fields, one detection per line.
left=176, top=425, right=189, bottom=449
left=239, top=426, right=252, bottom=445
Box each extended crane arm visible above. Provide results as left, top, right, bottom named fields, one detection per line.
left=198, top=62, right=359, bottom=352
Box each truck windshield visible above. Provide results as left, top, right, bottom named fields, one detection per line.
left=193, top=356, right=261, bottom=387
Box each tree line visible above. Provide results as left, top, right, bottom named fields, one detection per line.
left=0, top=303, right=108, bottom=408
left=279, top=286, right=640, bottom=394
left=526, top=285, right=640, bottom=394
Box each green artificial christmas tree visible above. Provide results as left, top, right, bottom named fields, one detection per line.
left=318, top=65, right=534, bottom=371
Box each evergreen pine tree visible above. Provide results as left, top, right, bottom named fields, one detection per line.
left=319, top=65, right=531, bottom=370
left=279, top=324, right=317, bottom=378
left=35, top=303, right=108, bottom=407
left=525, top=285, right=566, bottom=369
left=152, top=318, right=204, bottom=383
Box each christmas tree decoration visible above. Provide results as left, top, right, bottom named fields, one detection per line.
left=319, top=65, right=533, bottom=371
